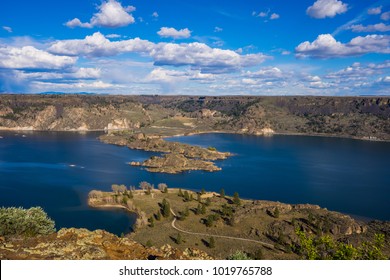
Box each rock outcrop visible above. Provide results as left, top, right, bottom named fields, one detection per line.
left=133, top=153, right=221, bottom=174
left=0, top=228, right=212, bottom=260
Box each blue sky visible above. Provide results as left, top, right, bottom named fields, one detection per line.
left=0, top=0, right=389, bottom=95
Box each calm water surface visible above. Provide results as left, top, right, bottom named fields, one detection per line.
left=0, top=131, right=389, bottom=235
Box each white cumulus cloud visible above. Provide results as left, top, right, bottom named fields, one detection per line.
left=152, top=12, right=159, bottom=18
left=325, top=61, right=390, bottom=80
left=258, top=12, right=268, bottom=18
left=152, top=42, right=269, bottom=73
left=368, top=6, right=382, bottom=15
left=306, top=0, right=348, bottom=19
left=144, top=68, right=188, bottom=93
left=381, top=11, right=390, bottom=21
left=0, top=45, right=76, bottom=70
left=145, top=68, right=186, bottom=83
left=379, top=76, right=390, bottom=83
left=48, top=32, right=269, bottom=74
left=65, top=0, right=135, bottom=28
left=157, top=27, right=191, bottom=39
left=295, top=34, right=390, bottom=58
left=253, top=10, right=280, bottom=21
left=48, top=32, right=154, bottom=56
left=244, top=67, right=284, bottom=79
left=65, top=18, right=92, bottom=28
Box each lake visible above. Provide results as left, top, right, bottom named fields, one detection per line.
left=0, top=131, right=389, bottom=235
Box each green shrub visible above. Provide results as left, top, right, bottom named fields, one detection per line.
left=178, top=189, right=183, bottom=197
left=148, top=216, right=155, bottom=228
left=146, top=240, right=153, bottom=248
left=161, top=199, right=171, bottom=218
left=233, top=192, right=241, bottom=206
left=220, top=188, right=225, bottom=198
left=227, top=250, right=252, bottom=260
left=176, top=233, right=183, bottom=244
left=0, top=207, right=56, bottom=237
left=209, top=237, right=215, bottom=248
left=183, top=191, right=190, bottom=201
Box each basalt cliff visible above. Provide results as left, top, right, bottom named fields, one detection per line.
left=0, top=95, right=389, bottom=141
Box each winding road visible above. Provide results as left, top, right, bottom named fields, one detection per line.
left=170, top=209, right=275, bottom=249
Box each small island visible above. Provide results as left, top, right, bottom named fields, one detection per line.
left=100, top=132, right=230, bottom=174
left=130, top=153, right=222, bottom=174
left=88, top=182, right=390, bottom=260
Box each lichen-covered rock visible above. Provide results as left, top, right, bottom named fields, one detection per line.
left=0, top=228, right=212, bottom=260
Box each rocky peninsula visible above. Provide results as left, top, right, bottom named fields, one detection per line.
left=87, top=185, right=390, bottom=260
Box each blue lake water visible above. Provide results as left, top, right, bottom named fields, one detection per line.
left=0, top=132, right=389, bottom=235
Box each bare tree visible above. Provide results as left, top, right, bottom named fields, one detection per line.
left=111, top=184, right=119, bottom=193
left=139, top=181, right=152, bottom=190
left=158, top=183, right=168, bottom=192
left=88, top=190, right=103, bottom=199
left=118, top=184, right=127, bottom=193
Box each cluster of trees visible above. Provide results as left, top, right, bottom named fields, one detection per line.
left=176, top=187, right=242, bottom=228
left=147, top=199, right=171, bottom=227
left=111, top=182, right=169, bottom=196
left=205, top=214, right=220, bottom=227
left=0, top=207, right=56, bottom=237
left=178, top=189, right=194, bottom=202
left=111, top=184, right=128, bottom=193
left=139, top=181, right=153, bottom=195
left=195, top=203, right=207, bottom=215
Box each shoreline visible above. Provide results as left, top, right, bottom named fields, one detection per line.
left=161, top=130, right=389, bottom=143
left=0, top=127, right=388, bottom=143
left=86, top=188, right=390, bottom=260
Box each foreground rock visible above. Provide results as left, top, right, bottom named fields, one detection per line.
left=0, top=228, right=212, bottom=260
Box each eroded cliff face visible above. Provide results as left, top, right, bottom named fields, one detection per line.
left=0, top=95, right=389, bottom=141
left=0, top=228, right=212, bottom=260
left=0, top=96, right=157, bottom=131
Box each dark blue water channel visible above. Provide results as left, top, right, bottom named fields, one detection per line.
left=0, top=132, right=389, bottom=235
